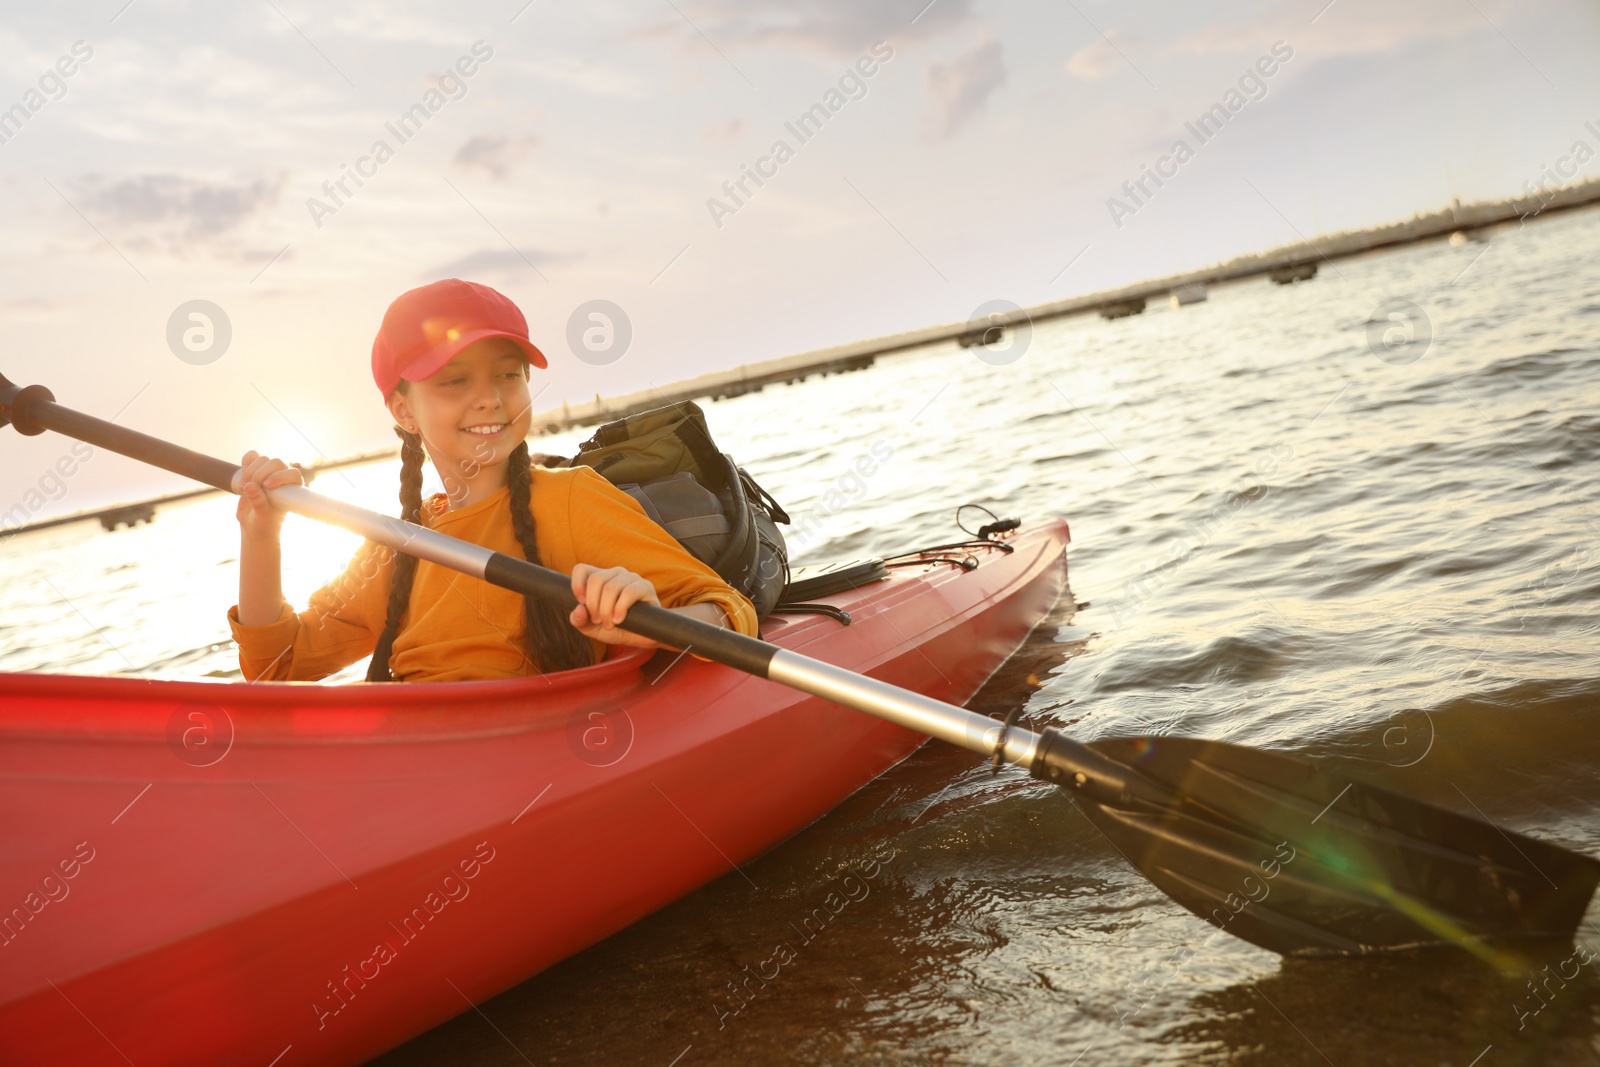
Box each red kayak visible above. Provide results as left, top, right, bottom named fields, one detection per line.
left=0, top=518, right=1068, bottom=1067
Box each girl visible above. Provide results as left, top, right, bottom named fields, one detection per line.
left=230, top=279, right=758, bottom=683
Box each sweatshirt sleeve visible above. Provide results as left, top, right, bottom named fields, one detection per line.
left=228, top=540, right=394, bottom=681
left=563, top=467, right=760, bottom=641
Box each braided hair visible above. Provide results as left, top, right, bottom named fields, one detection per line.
left=505, top=439, right=593, bottom=674
left=367, top=426, right=426, bottom=681
left=366, top=428, right=593, bottom=680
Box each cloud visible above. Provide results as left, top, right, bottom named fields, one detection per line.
left=452, top=135, right=541, bottom=181
left=1167, top=0, right=1517, bottom=57
left=515, top=56, right=651, bottom=98
left=922, top=38, right=1005, bottom=139
left=2, top=296, right=62, bottom=316
left=429, top=248, right=577, bottom=280
left=700, top=118, right=747, bottom=146
left=1066, top=28, right=1138, bottom=81
left=66, top=173, right=284, bottom=253
left=632, top=0, right=973, bottom=57
left=326, top=3, right=460, bottom=43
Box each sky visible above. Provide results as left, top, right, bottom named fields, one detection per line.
left=3, top=0, right=1600, bottom=522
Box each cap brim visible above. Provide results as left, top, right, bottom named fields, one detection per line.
left=396, top=329, right=548, bottom=385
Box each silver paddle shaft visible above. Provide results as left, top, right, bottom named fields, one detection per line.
left=768, top=651, right=1043, bottom=766
left=264, top=483, right=498, bottom=578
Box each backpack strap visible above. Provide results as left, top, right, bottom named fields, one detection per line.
left=661, top=513, right=731, bottom=540
left=615, top=482, right=733, bottom=541
left=708, top=450, right=757, bottom=594
left=740, top=468, right=790, bottom=525
left=614, top=482, right=667, bottom=528
left=670, top=415, right=730, bottom=491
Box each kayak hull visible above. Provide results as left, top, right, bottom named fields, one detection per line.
left=0, top=519, right=1068, bottom=1066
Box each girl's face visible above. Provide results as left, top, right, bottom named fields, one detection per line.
left=385, top=338, right=535, bottom=505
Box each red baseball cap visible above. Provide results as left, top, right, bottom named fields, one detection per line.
left=371, top=279, right=548, bottom=396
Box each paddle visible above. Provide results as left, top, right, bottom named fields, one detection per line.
left=4, top=372, right=1596, bottom=960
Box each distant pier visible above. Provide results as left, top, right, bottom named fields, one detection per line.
left=1268, top=262, right=1318, bottom=285
left=531, top=178, right=1600, bottom=433
left=98, top=503, right=155, bottom=531
left=6, top=454, right=385, bottom=539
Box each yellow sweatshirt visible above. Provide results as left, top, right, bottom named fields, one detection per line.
left=229, top=464, right=759, bottom=683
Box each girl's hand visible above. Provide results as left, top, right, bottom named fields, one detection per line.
left=235, top=451, right=304, bottom=539
left=569, top=563, right=662, bottom=648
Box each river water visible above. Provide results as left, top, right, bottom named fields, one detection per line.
left=5, top=206, right=1599, bottom=1065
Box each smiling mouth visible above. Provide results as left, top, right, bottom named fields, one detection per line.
left=462, top=424, right=506, bottom=436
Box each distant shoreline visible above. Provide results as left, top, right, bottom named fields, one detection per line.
left=3, top=449, right=395, bottom=539
left=13, top=178, right=1600, bottom=537
left=530, top=177, right=1600, bottom=432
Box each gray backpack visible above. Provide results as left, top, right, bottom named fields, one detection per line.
left=566, top=402, right=791, bottom=618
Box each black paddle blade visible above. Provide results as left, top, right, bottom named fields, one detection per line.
left=1032, top=731, right=1600, bottom=958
